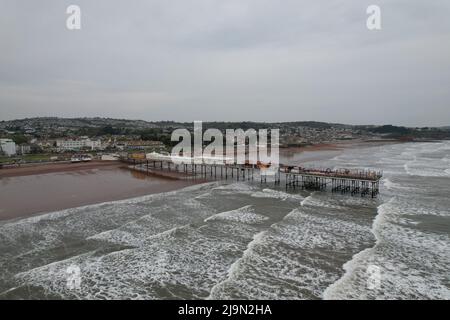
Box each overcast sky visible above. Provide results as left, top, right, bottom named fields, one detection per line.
left=1, top=0, right=449, bottom=126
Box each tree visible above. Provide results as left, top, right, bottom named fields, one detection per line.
left=11, top=134, right=28, bottom=145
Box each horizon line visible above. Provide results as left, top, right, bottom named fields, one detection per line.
left=1, top=116, right=449, bottom=129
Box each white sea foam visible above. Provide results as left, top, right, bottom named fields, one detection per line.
left=382, top=178, right=408, bottom=191
left=322, top=197, right=392, bottom=299
left=325, top=141, right=450, bottom=299
left=324, top=192, right=450, bottom=300
left=300, top=194, right=313, bottom=206
left=271, top=209, right=372, bottom=251
left=205, top=205, right=268, bottom=224
left=300, top=195, right=345, bottom=210
left=382, top=178, right=395, bottom=190
left=212, top=183, right=256, bottom=192
left=404, top=160, right=450, bottom=177
left=11, top=222, right=253, bottom=299
left=208, top=199, right=377, bottom=300
left=194, top=192, right=212, bottom=199
left=207, top=231, right=266, bottom=299
left=3, top=141, right=450, bottom=300
left=250, top=188, right=304, bottom=201
left=206, top=210, right=319, bottom=300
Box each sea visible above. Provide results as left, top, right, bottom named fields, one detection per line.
left=0, top=141, right=449, bottom=299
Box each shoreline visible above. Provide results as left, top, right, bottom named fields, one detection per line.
left=0, top=140, right=402, bottom=222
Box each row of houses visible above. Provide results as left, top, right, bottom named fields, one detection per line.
left=56, top=138, right=101, bottom=151
left=54, top=138, right=164, bottom=152
left=1, top=136, right=166, bottom=155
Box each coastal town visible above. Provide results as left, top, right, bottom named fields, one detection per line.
left=1, top=0, right=450, bottom=303
left=1, top=117, right=449, bottom=165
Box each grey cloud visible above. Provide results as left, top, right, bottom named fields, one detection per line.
left=0, top=0, right=449, bottom=125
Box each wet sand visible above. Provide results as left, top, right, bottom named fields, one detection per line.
left=0, top=163, right=201, bottom=221
left=0, top=161, right=125, bottom=178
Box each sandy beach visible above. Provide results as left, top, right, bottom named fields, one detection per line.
left=0, top=161, right=126, bottom=178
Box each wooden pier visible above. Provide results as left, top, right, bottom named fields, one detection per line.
left=123, top=157, right=382, bottom=198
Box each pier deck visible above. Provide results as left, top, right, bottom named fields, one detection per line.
left=123, top=157, right=382, bottom=198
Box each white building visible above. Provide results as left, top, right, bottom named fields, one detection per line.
left=85, top=139, right=101, bottom=150
left=18, top=144, right=31, bottom=154
left=57, top=138, right=101, bottom=151
left=0, top=139, right=16, bottom=156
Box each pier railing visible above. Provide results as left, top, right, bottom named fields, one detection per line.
left=280, top=166, right=382, bottom=181
left=122, top=156, right=382, bottom=198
